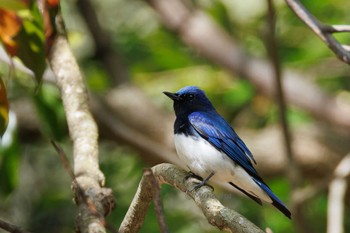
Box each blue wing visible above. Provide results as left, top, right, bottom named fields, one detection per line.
left=188, top=111, right=259, bottom=179
left=188, top=111, right=292, bottom=218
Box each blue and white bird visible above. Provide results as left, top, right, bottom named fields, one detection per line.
left=164, top=86, right=291, bottom=219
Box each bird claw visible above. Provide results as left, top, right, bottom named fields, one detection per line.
left=189, top=180, right=214, bottom=192
left=185, top=171, right=203, bottom=181
left=185, top=172, right=215, bottom=192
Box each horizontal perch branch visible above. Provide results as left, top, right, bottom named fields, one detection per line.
left=119, top=163, right=264, bottom=233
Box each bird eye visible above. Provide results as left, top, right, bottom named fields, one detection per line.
left=188, top=94, right=194, bottom=100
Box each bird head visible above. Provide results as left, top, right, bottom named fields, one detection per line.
left=163, top=86, right=214, bottom=116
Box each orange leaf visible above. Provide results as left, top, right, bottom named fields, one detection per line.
left=0, top=9, right=22, bottom=56
left=44, top=0, right=60, bottom=54
left=47, top=0, right=60, bottom=8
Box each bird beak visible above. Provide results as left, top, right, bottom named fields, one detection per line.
left=163, top=91, right=180, bottom=101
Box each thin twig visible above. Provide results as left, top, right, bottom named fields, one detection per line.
left=91, top=95, right=180, bottom=165
left=51, top=140, right=75, bottom=179
left=322, top=25, right=350, bottom=33
left=341, top=45, right=350, bottom=52
left=50, top=140, right=103, bottom=216
left=285, top=0, right=350, bottom=64
left=0, top=218, right=31, bottom=233
left=327, top=154, right=350, bottom=233
left=51, top=140, right=118, bottom=233
left=48, top=8, right=115, bottom=231
left=75, top=0, right=129, bottom=85
left=265, top=0, right=295, bottom=175
left=144, top=168, right=169, bottom=233
left=265, top=2, right=312, bottom=232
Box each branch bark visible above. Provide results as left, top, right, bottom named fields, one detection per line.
left=327, top=154, right=350, bottom=233
left=49, top=33, right=114, bottom=233
left=285, top=0, right=350, bottom=64
left=120, top=163, right=264, bottom=233
left=0, top=218, right=31, bottom=233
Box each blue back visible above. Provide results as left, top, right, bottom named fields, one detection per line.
left=188, top=111, right=258, bottom=177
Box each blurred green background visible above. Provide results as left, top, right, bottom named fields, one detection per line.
left=1, top=0, right=350, bottom=232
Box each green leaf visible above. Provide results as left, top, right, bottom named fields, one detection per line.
left=222, top=80, right=254, bottom=110
left=15, top=2, right=46, bottom=84
left=0, top=77, right=9, bottom=136
left=33, top=85, right=67, bottom=140
left=0, top=0, right=27, bottom=11
left=0, top=135, right=20, bottom=196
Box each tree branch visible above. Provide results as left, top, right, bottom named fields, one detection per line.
left=265, top=0, right=295, bottom=173
left=120, top=163, right=264, bottom=233
left=327, top=153, right=350, bottom=233
left=0, top=218, right=31, bottom=233
left=144, top=168, right=169, bottom=233
left=285, top=0, right=350, bottom=64
left=265, top=1, right=310, bottom=232
left=48, top=17, right=114, bottom=232
left=144, top=0, right=350, bottom=132
left=75, top=0, right=129, bottom=85
left=322, top=25, right=350, bottom=33
left=91, top=95, right=179, bottom=165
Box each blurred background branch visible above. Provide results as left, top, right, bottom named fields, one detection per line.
left=264, top=1, right=308, bottom=232
left=1, top=0, right=350, bottom=232
left=327, top=154, right=350, bottom=233
left=144, top=0, right=350, bottom=132
left=0, top=218, right=30, bottom=233
left=75, top=0, right=129, bottom=85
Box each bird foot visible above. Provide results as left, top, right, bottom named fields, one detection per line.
left=190, top=180, right=214, bottom=192
left=185, top=171, right=203, bottom=181
left=186, top=172, right=215, bottom=192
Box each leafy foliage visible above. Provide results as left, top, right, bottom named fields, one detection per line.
left=33, top=84, right=67, bottom=140
left=0, top=1, right=46, bottom=83
left=0, top=133, right=20, bottom=196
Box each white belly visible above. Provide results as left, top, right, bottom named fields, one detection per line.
left=174, top=133, right=233, bottom=178
left=174, top=133, right=271, bottom=203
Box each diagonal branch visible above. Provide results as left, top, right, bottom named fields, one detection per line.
left=144, top=168, right=169, bottom=233
left=48, top=13, right=114, bottom=233
left=0, top=218, right=31, bottom=233
left=119, top=163, right=264, bottom=233
left=285, top=0, right=350, bottom=64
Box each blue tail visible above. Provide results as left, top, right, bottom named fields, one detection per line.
left=253, top=178, right=292, bottom=219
